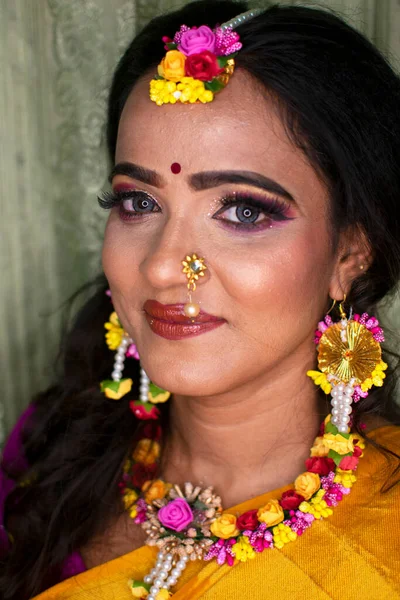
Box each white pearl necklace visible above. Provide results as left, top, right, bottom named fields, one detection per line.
left=143, top=551, right=189, bottom=600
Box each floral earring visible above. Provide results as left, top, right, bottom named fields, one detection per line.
left=100, top=294, right=170, bottom=419
left=307, top=298, right=387, bottom=434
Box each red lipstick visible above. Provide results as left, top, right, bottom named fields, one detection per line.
left=143, top=300, right=225, bottom=340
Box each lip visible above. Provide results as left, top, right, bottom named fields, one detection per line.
left=143, top=299, right=226, bottom=340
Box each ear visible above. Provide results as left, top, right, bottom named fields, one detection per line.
left=329, top=226, right=372, bottom=301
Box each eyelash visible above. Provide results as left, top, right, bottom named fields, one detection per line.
left=97, top=189, right=293, bottom=231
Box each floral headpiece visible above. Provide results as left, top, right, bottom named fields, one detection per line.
left=150, top=8, right=262, bottom=106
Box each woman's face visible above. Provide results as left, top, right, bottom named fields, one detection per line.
left=102, top=71, right=342, bottom=396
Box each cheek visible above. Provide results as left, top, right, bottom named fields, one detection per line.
left=216, top=227, right=332, bottom=346
left=102, top=216, right=141, bottom=294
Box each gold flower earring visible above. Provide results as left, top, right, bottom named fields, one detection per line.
left=181, top=253, right=207, bottom=319
left=308, top=296, right=387, bottom=433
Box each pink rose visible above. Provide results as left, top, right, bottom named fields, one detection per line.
left=178, top=25, right=215, bottom=56
left=158, top=498, right=193, bottom=532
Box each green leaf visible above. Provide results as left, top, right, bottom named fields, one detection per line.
left=149, top=382, right=169, bottom=398
left=328, top=449, right=352, bottom=466
left=217, top=56, right=229, bottom=68
left=100, top=379, right=120, bottom=393
left=205, top=78, right=225, bottom=93
left=130, top=580, right=151, bottom=592
left=325, top=421, right=338, bottom=435
left=166, top=42, right=177, bottom=50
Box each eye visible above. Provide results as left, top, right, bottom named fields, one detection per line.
left=122, top=193, right=158, bottom=214
left=97, top=190, right=161, bottom=221
left=224, top=204, right=264, bottom=224
left=213, top=193, right=293, bottom=231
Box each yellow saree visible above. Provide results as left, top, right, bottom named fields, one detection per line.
left=33, top=426, right=400, bottom=600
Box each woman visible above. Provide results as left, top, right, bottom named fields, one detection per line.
left=1, top=1, right=400, bottom=598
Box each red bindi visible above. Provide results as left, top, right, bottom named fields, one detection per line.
left=171, top=162, right=182, bottom=174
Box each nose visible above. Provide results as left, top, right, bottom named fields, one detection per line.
left=139, top=216, right=208, bottom=293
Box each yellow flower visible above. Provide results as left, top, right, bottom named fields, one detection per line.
left=149, top=77, right=214, bottom=106
left=122, top=489, right=138, bottom=510
left=104, top=312, right=124, bottom=350
left=334, top=468, right=357, bottom=488
left=101, top=378, right=133, bottom=400
left=310, top=436, right=330, bottom=457
left=232, top=536, right=256, bottom=562
left=299, top=489, right=333, bottom=519
left=257, top=499, right=284, bottom=527
left=272, top=523, right=297, bottom=549
left=142, top=479, right=171, bottom=503
left=129, top=504, right=138, bottom=519
left=361, top=360, right=387, bottom=391
left=322, top=433, right=354, bottom=455
left=307, top=370, right=332, bottom=394
left=159, top=50, right=186, bottom=82
left=156, top=589, right=172, bottom=600
left=132, top=439, right=161, bottom=465
left=210, top=514, right=239, bottom=539
left=128, top=580, right=149, bottom=598
left=294, top=472, right=321, bottom=500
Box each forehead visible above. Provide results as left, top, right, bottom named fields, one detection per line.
left=115, top=70, right=314, bottom=188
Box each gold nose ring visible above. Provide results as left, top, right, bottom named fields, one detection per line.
left=181, top=253, right=207, bottom=318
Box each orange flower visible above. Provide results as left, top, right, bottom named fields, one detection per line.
left=132, top=439, right=161, bottom=465
left=158, top=50, right=186, bottom=82
left=310, top=436, right=329, bottom=457
left=210, top=514, right=239, bottom=539
left=294, top=471, right=321, bottom=500
left=142, top=479, right=171, bottom=503
left=257, top=499, right=284, bottom=527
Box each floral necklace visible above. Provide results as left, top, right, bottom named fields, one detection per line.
left=120, top=416, right=365, bottom=600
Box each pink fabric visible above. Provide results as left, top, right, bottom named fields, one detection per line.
left=0, top=404, right=86, bottom=580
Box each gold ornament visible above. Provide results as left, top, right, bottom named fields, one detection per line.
left=317, top=320, right=382, bottom=384
left=181, top=253, right=207, bottom=292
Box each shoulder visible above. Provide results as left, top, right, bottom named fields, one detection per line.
left=358, top=423, right=400, bottom=496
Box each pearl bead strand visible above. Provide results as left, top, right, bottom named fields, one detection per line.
left=143, top=551, right=189, bottom=600
left=111, top=336, right=132, bottom=382
left=140, top=369, right=150, bottom=403
left=221, top=8, right=263, bottom=30
left=330, top=378, right=356, bottom=433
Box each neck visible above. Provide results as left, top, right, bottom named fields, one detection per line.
left=161, top=357, right=328, bottom=508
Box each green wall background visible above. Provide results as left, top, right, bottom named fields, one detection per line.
left=1, top=0, right=399, bottom=442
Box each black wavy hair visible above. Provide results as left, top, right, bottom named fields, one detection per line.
left=1, top=2, right=400, bottom=598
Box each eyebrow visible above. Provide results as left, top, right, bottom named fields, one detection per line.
left=110, top=162, right=295, bottom=202
left=190, top=170, right=295, bottom=202
left=109, top=162, right=164, bottom=187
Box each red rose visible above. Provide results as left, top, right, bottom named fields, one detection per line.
left=130, top=462, right=157, bottom=488
left=339, top=456, right=359, bottom=470
left=185, top=50, right=224, bottom=81
left=142, top=423, right=162, bottom=441
left=305, top=457, right=335, bottom=476
left=236, top=509, right=259, bottom=531
left=279, top=490, right=305, bottom=510
left=353, top=446, right=363, bottom=458
left=129, top=400, right=160, bottom=420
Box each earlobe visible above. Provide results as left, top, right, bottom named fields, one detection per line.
left=328, top=227, right=372, bottom=301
